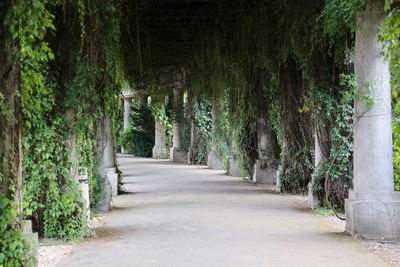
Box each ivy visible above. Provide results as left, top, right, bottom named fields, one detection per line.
left=7, top=0, right=56, bottom=122
left=380, top=0, right=400, bottom=190
left=23, top=113, right=86, bottom=241
left=0, top=198, right=34, bottom=267
left=149, top=97, right=173, bottom=148
left=121, top=100, right=155, bottom=157
left=312, top=85, right=355, bottom=209
left=186, top=99, right=212, bottom=165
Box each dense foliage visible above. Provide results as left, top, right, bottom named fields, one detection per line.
left=0, top=199, right=34, bottom=266
left=1, top=1, right=123, bottom=255
left=185, top=98, right=212, bottom=165
left=381, top=0, right=400, bottom=190
left=121, top=101, right=155, bottom=157
left=312, top=77, right=356, bottom=209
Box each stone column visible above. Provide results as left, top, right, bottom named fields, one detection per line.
left=308, top=132, right=323, bottom=209
left=96, top=115, right=118, bottom=212
left=208, top=98, right=225, bottom=170
left=345, top=0, right=400, bottom=239
left=153, top=111, right=168, bottom=159
left=229, top=128, right=245, bottom=177
left=122, top=97, right=132, bottom=153
left=170, top=87, right=186, bottom=162
left=253, top=116, right=279, bottom=184
left=104, top=116, right=118, bottom=197
left=187, top=91, right=199, bottom=164
left=123, top=98, right=132, bottom=132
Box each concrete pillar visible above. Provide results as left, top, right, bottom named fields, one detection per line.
left=229, top=128, right=245, bottom=177
left=253, top=116, right=279, bottom=184
left=77, top=168, right=90, bottom=222
left=122, top=98, right=132, bottom=153
left=208, top=98, right=225, bottom=170
left=153, top=118, right=168, bottom=159
left=96, top=116, right=118, bottom=212
left=170, top=87, right=186, bottom=162
left=123, top=98, right=132, bottom=132
left=187, top=91, right=199, bottom=164
left=345, top=0, right=400, bottom=239
left=308, top=133, right=323, bottom=209
left=104, top=116, right=118, bottom=197
left=103, top=116, right=114, bottom=169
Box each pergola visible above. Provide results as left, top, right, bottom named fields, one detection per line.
left=118, top=0, right=400, bottom=239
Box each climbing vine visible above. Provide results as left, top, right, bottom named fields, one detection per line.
left=312, top=75, right=356, bottom=209
left=121, top=100, right=155, bottom=157
left=381, top=0, right=400, bottom=190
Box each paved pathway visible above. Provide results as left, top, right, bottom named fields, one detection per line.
left=60, top=155, right=388, bottom=266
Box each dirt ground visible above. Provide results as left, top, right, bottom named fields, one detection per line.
left=285, top=191, right=400, bottom=267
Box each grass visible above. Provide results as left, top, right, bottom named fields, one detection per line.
left=314, top=207, right=335, bottom=216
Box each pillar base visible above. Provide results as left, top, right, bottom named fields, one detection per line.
left=170, top=147, right=187, bottom=163
left=23, top=220, right=38, bottom=267
left=96, top=177, right=112, bottom=212
left=78, top=181, right=90, bottom=222
left=308, top=169, right=320, bottom=210
left=345, top=190, right=400, bottom=239
left=153, top=146, right=168, bottom=159
left=187, top=152, right=193, bottom=164
left=207, top=151, right=225, bottom=170
left=105, top=167, right=118, bottom=196
left=252, top=159, right=278, bottom=184
left=96, top=169, right=117, bottom=213
left=308, top=182, right=320, bottom=210
left=229, top=156, right=244, bottom=177
left=276, top=168, right=281, bottom=192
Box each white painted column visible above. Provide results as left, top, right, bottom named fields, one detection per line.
left=172, top=88, right=183, bottom=150
left=170, top=87, right=186, bottom=162
left=345, top=0, right=400, bottom=239
left=123, top=98, right=132, bottom=132
left=122, top=98, right=132, bottom=153
left=103, top=116, right=114, bottom=169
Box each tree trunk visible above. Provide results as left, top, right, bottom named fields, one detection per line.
left=279, top=58, right=313, bottom=193
left=0, top=0, right=23, bottom=219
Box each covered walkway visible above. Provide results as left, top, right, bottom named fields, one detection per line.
left=60, top=155, right=387, bottom=266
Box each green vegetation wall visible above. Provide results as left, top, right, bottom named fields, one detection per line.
left=0, top=1, right=32, bottom=265
left=121, top=100, right=155, bottom=157
left=1, top=0, right=124, bottom=250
